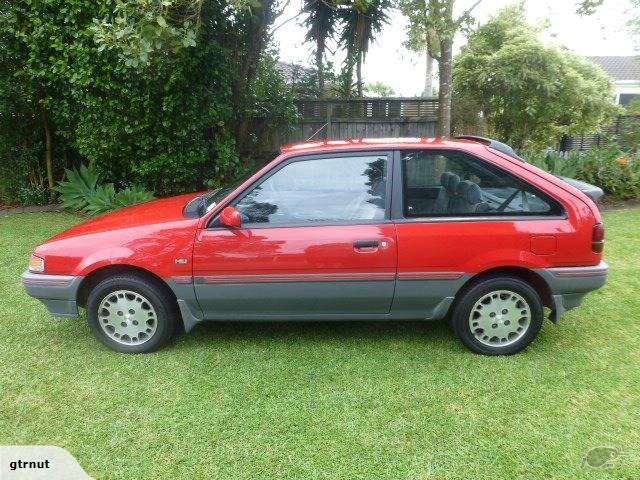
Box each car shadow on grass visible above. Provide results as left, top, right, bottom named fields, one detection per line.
left=174, top=318, right=460, bottom=351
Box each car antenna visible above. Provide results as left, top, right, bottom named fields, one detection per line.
left=306, top=123, right=328, bottom=141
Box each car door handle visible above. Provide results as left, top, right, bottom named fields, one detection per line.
left=353, top=240, right=380, bottom=249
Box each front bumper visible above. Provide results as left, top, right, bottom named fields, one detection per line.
left=536, top=261, right=608, bottom=322
left=22, top=271, right=83, bottom=317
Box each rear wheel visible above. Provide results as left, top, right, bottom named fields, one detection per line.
left=87, top=274, right=177, bottom=353
left=451, top=276, right=544, bottom=355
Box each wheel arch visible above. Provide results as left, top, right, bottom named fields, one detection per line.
left=76, top=264, right=177, bottom=308
left=455, top=266, right=553, bottom=309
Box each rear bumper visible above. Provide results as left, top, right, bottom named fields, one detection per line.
left=536, top=261, right=608, bottom=322
left=22, top=271, right=83, bottom=317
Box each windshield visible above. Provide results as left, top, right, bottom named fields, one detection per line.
left=203, top=186, right=234, bottom=212
left=201, top=168, right=258, bottom=214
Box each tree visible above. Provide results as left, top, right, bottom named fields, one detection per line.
left=0, top=0, right=295, bottom=202
left=339, top=0, right=391, bottom=98
left=363, top=81, right=395, bottom=96
left=577, top=0, right=640, bottom=46
left=399, top=0, right=482, bottom=136
left=576, top=0, right=605, bottom=15
left=92, top=0, right=282, bottom=154
left=454, top=5, right=618, bottom=149
left=303, top=0, right=339, bottom=96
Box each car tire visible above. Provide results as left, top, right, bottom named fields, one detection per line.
left=451, top=276, right=544, bottom=355
left=87, top=274, right=177, bottom=353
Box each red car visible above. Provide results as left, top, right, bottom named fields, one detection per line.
left=22, top=137, right=607, bottom=355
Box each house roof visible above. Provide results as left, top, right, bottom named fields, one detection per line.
left=587, top=56, right=640, bottom=81
left=277, top=61, right=313, bottom=84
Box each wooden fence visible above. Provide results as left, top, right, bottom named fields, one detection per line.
left=559, top=115, right=640, bottom=152
left=255, top=97, right=439, bottom=155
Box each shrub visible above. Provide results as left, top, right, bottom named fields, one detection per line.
left=0, top=136, right=55, bottom=206
left=54, top=164, right=154, bottom=215
left=54, top=164, right=101, bottom=212
left=522, top=145, right=640, bottom=200
left=580, top=147, right=640, bottom=200
left=521, top=150, right=583, bottom=178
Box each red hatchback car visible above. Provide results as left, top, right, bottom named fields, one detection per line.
left=23, top=137, right=607, bottom=355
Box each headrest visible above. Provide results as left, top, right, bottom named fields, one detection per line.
left=456, top=180, right=470, bottom=197
left=440, top=171, right=451, bottom=187
left=448, top=174, right=460, bottom=193
left=466, top=182, right=483, bottom=204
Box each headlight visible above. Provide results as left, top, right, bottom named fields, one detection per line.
left=28, top=255, right=45, bottom=273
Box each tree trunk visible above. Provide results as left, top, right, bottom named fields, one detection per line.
left=316, top=37, right=325, bottom=96
left=43, top=113, right=54, bottom=189
left=437, top=38, right=453, bottom=137
left=424, top=51, right=434, bottom=97
left=233, top=0, right=275, bottom=154
left=356, top=52, right=363, bottom=97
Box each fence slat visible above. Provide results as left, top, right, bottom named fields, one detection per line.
left=253, top=97, right=440, bottom=155
left=560, top=115, right=640, bottom=152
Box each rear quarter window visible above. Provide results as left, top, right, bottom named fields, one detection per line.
left=401, top=150, right=564, bottom=218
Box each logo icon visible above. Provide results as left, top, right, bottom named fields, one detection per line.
left=582, top=446, right=623, bottom=469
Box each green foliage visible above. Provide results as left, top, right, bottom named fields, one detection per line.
left=54, top=164, right=154, bottom=215
left=84, top=183, right=155, bottom=215
left=580, top=146, right=640, bottom=199
left=451, top=97, right=487, bottom=136
left=0, top=0, right=295, bottom=203
left=576, top=0, right=606, bottom=15
left=454, top=4, right=619, bottom=149
left=338, top=0, right=392, bottom=96
left=577, top=0, right=640, bottom=49
left=400, top=0, right=478, bottom=56
left=0, top=141, right=53, bottom=206
left=334, top=64, right=359, bottom=99
left=287, top=62, right=340, bottom=99
left=363, top=81, right=395, bottom=97
left=251, top=52, right=298, bottom=130
left=303, top=0, right=339, bottom=95
left=114, top=184, right=156, bottom=207
left=521, top=150, right=583, bottom=178
left=53, top=164, right=102, bottom=212
left=14, top=186, right=56, bottom=207
left=83, top=183, right=118, bottom=216
left=91, top=0, right=200, bottom=67
left=0, top=22, right=56, bottom=205
left=522, top=146, right=640, bottom=199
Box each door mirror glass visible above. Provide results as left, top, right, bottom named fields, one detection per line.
left=219, top=206, right=242, bottom=228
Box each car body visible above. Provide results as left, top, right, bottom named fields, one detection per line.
left=23, top=137, right=608, bottom=354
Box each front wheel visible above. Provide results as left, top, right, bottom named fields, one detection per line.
left=451, top=276, right=544, bottom=355
left=87, top=274, right=177, bottom=353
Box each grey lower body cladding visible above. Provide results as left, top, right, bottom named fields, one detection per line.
left=534, top=261, right=608, bottom=322
left=22, top=272, right=84, bottom=317
left=22, top=262, right=607, bottom=330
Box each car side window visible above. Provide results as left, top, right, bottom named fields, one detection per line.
left=234, top=155, right=389, bottom=225
left=402, top=150, right=562, bottom=218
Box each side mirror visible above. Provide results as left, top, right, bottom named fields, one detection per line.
left=219, top=206, right=242, bottom=228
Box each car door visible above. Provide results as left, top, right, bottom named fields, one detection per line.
left=192, top=151, right=397, bottom=319
left=391, top=148, right=566, bottom=319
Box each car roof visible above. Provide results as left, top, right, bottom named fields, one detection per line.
left=279, top=137, right=486, bottom=154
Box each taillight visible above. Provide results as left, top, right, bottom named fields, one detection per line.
left=592, top=223, right=605, bottom=253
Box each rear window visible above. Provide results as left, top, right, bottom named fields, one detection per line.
left=402, top=150, right=563, bottom=218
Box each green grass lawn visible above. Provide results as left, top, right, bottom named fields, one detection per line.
left=1, top=210, right=639, bottom=479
